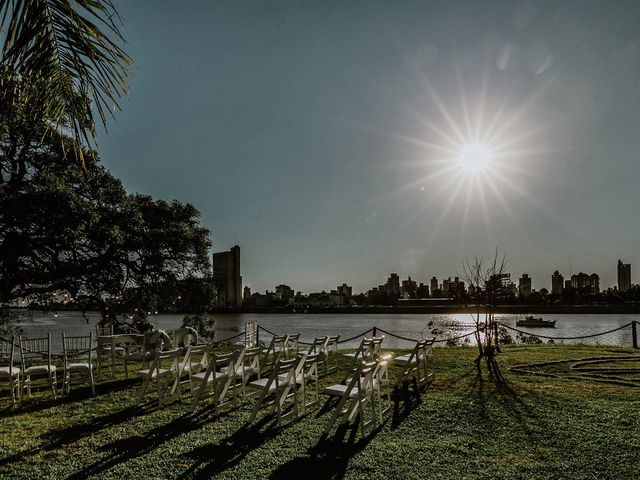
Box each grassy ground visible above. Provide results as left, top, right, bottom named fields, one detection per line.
left=1, top=344, right=639, bottom=479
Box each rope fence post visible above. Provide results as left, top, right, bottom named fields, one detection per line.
left=632, top=321, right=638, bottom=349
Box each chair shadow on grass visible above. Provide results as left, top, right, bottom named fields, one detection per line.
left=62, top=402, right=238, bottom=480
left=0, top=376, right=139, bottom=419
left=269, top=421, right=384, bottom=480
left=0, top=400, right=156, bottom=469
left=181, top=410, right=305, bottom=480
left=390, top=380, right=428, bottom=430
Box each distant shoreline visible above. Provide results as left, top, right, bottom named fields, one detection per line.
left=213, top=305, right=640, bottom=315
left=14, top=304, right=640, bottom=316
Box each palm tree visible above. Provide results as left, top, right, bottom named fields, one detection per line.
left=0, top=0, right=132, bottom=163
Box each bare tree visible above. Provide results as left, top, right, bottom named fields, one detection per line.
left=462, top=249, right=508, bottom=369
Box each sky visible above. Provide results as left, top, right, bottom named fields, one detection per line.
left=99, top=0, right=640, bottom=294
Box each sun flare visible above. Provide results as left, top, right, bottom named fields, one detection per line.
left=457, top=143, right=492, bottom=173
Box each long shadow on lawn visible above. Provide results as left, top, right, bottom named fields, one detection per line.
left=0, top=401, right=157, bottom=468
left=269, top=422, right=383, bottom=480
left=1, top=377, right=139, bottom=419
left=471, top=358, right=546, bottom=449
left=63, top=404, right=237, bottom=480
left=181, top=414, right=300, bottom=479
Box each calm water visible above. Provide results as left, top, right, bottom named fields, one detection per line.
left=12, top=311, right=639, bottom=352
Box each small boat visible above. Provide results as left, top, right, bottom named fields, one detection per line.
left=516, top=316, right=556, bottom=328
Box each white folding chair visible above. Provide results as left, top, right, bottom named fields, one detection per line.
left=261, top=335, right=288, bottom=370
left=232, top=346, right=261, bottom=398
left=136, top=348, right=182, bottom=406
left=285, top=334, right=300, bottom=358
left=394, top=338, right=435, bottom=391
left=0, top=336, right=20, bottom=403
left=126, top=330, right=169, bottom=377
left=190, top=351, right=238, bottom=413
left=322, top=360, right=378, bottom=437
left=307, top=336, right=329, bottom=374
left=62, top=332, right=95, bottom=395
left=19, top=334, right=57, bottom=399
left=95, top=324, right=125, bottom=374
left=342, top=337, right=373, bottom=362
left=247, top=356, right=301, bottom=425
left=285, top=352, right=319, bottom=414
left=324, top=335, right=340, bottom=374
left=183, top=344, right=210, bottom=378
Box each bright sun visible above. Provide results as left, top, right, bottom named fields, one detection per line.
left=457, top=143, right=492, bottom=173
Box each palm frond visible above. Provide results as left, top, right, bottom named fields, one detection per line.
left=0, top=0, right=132, bottom=163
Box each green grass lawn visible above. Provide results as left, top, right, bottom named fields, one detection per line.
left=1, top=344, right=639, bottom=479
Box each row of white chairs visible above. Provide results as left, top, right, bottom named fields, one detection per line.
left=0, top=333, right=95, bottom=402
left=134, top=334, right=434, bottom=437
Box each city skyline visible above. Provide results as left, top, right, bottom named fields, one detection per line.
left=100, top=1, right=640, bottom=294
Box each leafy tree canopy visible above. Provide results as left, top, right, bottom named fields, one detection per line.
left=1, top=88, right=213, bottom=330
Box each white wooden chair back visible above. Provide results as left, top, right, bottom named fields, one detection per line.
left=248, top=356, right=300, bottom=425
left=262, top=334, right=288, bottom=369
left=345, top=337, right=372, bottom=362
left=324, top=335, right=340, bottom=374
left=369, top=336, right=384, bottom=360
left=19, top=333, right=57, bottom=399
left=239, top=346, right=261, bottom=396
left=400, top=338, right=435, bottom=389
left=0, top=336, right=20, bottom=403
left=62, top=332, right=95, bottom=395
left=323, top=360, right=377, bottom=436
left=136, top=348, right=182, bottom=406
left=190, top=351, right=237, bottom=412
left=285, top=334, right=300, bottom=358
left=300, top=353, right=320, bottom=412
left=95, top=324, right=113, bottom=337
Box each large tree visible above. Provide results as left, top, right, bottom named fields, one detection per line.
left=1, top=89, right=213, bottom=330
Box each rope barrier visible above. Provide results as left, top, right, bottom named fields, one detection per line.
left=257, top=325, right=374, bottom=345
left=497, top=322, right=633, bottom=341
left=211, top=331, right=246, bottom=345
left=375, top=327, right=423, bottom=343
left=433, top=330, right=479, bottom=344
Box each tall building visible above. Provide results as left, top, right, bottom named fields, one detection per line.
left=551, top=271, right=564, bottom=294
left=570, top=272, right=599, bottom=294
left=337, top=283, right=352, bottom=297
left=416, top=283, right=430, bottom=298
left=243, top=286, right=251, bottom=301
left=430, top=277, right=438, bottom=296
left=617, top=260, right=631, bottom=292
left=385, top=273, right=400, bottom=296
left=275, top=284, right=294, bottom=301
left=518, top=274, right=532, bottom=297
left=212, top=245, right=242, bottom=307
left=401, top=276, right=417, bottom=297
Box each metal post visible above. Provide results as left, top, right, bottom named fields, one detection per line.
left=373, top=326, right=377, bottom=338
left=632, top=321, right=638, bottom=349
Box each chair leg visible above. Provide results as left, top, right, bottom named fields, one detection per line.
left=90, top=368, right=96, bottom=396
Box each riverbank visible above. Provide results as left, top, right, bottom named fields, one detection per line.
left=1, top=344, right=638, bottom=479
left=214, top=304, right=640, bottom=314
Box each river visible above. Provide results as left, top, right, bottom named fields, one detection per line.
left=12, top=311, right=639, bottom=352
